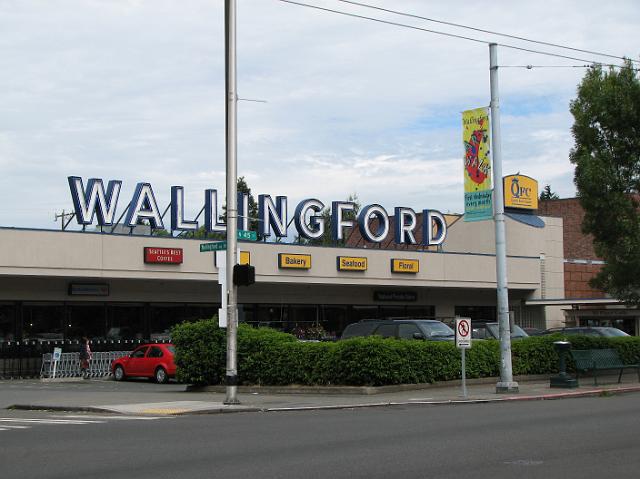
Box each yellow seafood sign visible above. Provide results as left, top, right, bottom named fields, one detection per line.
left=337, top=256, right=368, bottom=272
left=278, top=253, right=311, bottom=269
left=391, top=259, right=419, bottom=274
left=504, top=174, right=538, bottom=210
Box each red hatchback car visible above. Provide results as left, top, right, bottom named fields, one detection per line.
left=111, top=343, right=177, bottom=383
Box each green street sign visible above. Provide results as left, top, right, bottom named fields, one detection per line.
left=200, top=232, right=255, bottom=251
left=238, top=230, right=257, bottom=241
left=200, top=241, right=227, bottom=252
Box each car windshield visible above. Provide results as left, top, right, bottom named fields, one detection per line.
left=166, top=345, right=176, bottom=354
left=421, top=322, right=455, bottom=338
left=341, top=322, right=378, bottom=339
left=486, top=323, right=529, bottom=339
left=599, top=328, right=630, bottom=337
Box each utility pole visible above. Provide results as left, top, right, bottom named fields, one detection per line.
left=54, top=210, right=75, bottom=231
left=224, top=0, right=240, bottom=405
left=489, top=43, right=518, bottom=394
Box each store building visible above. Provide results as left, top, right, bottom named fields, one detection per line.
left=0, top=205, right=565, bottom=342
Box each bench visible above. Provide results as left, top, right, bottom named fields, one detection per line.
left=570, top=349, right=640, bottom=386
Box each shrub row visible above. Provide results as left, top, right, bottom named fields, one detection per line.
left=171, top=319, right=640, bottom=386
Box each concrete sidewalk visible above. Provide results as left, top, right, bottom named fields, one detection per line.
left=4, top=374, right=640, bottom=416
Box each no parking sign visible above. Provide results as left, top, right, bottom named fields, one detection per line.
left=455, top=317, right=472, bottom=399
left=456, top=318, right=472, bottom=349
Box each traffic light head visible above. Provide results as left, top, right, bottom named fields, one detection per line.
left=233, top=264, right=255, bottom=286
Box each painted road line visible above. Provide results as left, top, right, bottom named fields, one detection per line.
left=50, top=415, right=170, bottom=421
left=0, top=418, right=106, bottom=425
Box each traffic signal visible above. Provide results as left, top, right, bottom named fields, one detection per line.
left=233, top=264, right=255, bottom=286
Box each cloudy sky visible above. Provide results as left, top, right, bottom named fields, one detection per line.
left=1, top=0, right=638, bottom=230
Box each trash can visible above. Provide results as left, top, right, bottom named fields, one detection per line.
left=549, top=340, right=578, bottom=388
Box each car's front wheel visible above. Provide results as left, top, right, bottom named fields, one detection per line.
left=113, top=365, right=125, bottom=381
left=155, top=366, right=168, bottom=384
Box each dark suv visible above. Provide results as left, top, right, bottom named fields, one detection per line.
left=341, top=319, right=455, bottom=341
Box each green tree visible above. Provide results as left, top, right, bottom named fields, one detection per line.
left=185, top=176, right=261, bottom=240
left=539, top=184, right=560, bottom=201
left=569, top=61, right=640, bottom=303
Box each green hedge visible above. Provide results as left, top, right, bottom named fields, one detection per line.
left=172, top=319, right=640, bottom=386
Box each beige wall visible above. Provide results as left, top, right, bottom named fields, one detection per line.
left=0, top=216, right=564, bottom=326
left=0, top=223, right=554, bottom=289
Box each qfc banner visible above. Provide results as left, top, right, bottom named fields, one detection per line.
left=463, top=107, right=493, bottom=222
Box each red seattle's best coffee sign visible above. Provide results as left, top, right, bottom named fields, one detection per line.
left=144, top=247, right=183, bottom=264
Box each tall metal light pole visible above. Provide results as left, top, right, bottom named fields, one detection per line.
left=224, top=0, right=240, bottom=405
left=489, top=43, right=519, bottom=394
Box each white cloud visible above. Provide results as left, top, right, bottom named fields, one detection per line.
left=0, top=0, right=637, bottom=227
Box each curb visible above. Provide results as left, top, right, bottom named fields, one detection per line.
left=8, top=404, right=126, bottom=414
left=263, top=386, right=640, bottom=412
left=187, top=374, right=552, bottom=396
left=7, top=403, right=262, bottom=416
left=7, top=386, right=640, bottom=415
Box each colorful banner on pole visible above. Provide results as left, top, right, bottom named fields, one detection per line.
left=463, top=107, right=493, bottom=221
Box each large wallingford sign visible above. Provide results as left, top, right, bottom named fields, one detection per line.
left=68, top=176, right=448, bottom=246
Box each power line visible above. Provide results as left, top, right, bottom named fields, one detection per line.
left=277, top=0, right=629, bottom=68
left=499, top=64, right=640, bottom=72
left=334, top=0, right=638, bottom=64
left=500, top=65, right=593, bottom=69
left=280, top=0, right=485, bottom=44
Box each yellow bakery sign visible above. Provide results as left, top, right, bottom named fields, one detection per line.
left=278, top=253, right=311, bottom=269
left=504, top=174, right=538, bottom=210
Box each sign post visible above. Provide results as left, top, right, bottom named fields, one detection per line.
left=217, top=250, right=229, bottom=328
left=489, top=43, right=519, bottom=394
left=200, top=231, right=256, bottom=330
left=455, top=317, right=472, bottom=399
left=52, top=347, right=62, bottom=379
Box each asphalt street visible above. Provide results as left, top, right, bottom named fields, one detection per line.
left=1, top=393, right=638, bottom=479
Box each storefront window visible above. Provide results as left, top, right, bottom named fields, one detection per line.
left=66, top=304, right=106, bottom=340
left=184, top=305, right=218, bottom=323
left=105, top=305, right=145, bottom=340
left=405, top=305, right=436, bottom=318
left=0, top=304, right=16, bottom=342
left=379, top=306, right=408, bottom=318
left=22, top=305, right=65, bottom=341
left=350, top=305, right=380, bottom=322
left=289, top=305, right=320, bottom=339
left=252, top=304, right=289, bottom=329
left=319, top=306, right=347, bottom=340
left=455, top=306, right=497, bottom=323
left=238, top=304, right=255, bottom=325
left=149, top=305, right=187, bottom=340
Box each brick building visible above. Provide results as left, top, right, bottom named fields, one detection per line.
left=537, top=198, right=605, bottom=299
left=537, top=197, right=638, bottom=334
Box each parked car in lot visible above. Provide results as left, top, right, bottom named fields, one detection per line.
left=539, top=327, right=630, bottom=338
left=522, top=327, right=545, bottom=336
left=111, top=343, right=176, bottom=383
left=341, top=319, right=455, bottom=341
left=472, top=322, right=530, bottom=340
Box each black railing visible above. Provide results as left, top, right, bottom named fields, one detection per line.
left=0, top=339, right=171, bottom=379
